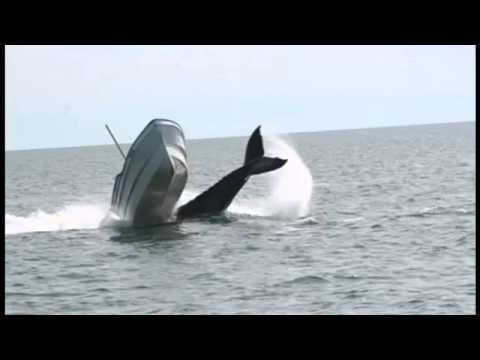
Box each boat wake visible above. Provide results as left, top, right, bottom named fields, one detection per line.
left=5, top=135, right=314, bottom=235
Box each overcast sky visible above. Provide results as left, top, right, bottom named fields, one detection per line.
left=5, top=45, right=475, bottom=150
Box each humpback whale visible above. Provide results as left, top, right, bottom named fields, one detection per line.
left=106, top=119, right=287, bottom=227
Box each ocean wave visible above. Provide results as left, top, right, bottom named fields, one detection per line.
left=276, top=275, right=329, bottom=287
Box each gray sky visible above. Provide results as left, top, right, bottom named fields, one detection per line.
left=5, top=45, right=475, bottom=150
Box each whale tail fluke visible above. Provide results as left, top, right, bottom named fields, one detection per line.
left=246, top=155, right=287, bottom=176
left=244, top=126, right=265, bottom=164
left=176, top=126, right=287, bottom=219
left=244, top=125, right=287, bottom=175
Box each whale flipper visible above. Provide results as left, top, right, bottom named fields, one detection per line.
left=176, top=126, right=287, bottom=219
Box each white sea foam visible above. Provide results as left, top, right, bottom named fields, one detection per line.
left=5, top=204, right=108, bottom=235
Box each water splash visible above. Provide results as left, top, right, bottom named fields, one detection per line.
left=262, top=135, right=313, bottom=218
left=5, top=204, right=108, bottom=235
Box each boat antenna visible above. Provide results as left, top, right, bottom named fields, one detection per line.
left=105, top=124, right=126, bottom=160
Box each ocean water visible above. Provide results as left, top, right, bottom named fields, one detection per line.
left=5, top=122, right=476, bottom=314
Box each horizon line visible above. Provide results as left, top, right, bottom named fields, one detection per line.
left=5, top=120, right=475, bottom=152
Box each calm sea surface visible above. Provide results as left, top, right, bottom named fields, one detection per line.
left=5, top=122, right=476, bottom=314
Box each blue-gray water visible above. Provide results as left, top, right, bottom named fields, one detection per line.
left=5, top=122, right=475, bottom=314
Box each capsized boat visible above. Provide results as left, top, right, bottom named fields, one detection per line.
left=109, top=119, right=188, bottom=227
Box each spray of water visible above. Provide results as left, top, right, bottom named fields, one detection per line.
left=5, top=135, right=313, bottom=235
left=262, top=135, right=313, bottom=218
left=5, top=204, right=108, bottom=235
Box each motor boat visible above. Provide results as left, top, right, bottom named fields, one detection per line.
left=109, top=119, right=188, bottom=227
